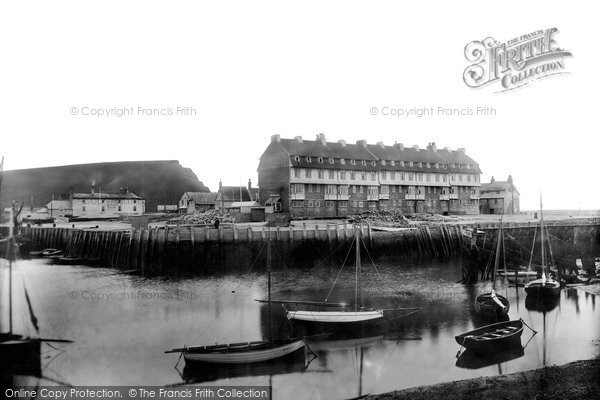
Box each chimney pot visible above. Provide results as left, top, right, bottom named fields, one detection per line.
left=294, top=136, right=303, bottom=143
left=356, top=139, right=367, bottom=148
left=491, top=176, right=496, bottom=183
left=337, top=139, right=346, bottom=147
left=248, top=179, right=252, bottom=191
left=271, top=134, right=281, bottom=143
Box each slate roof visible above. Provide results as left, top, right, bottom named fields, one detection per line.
left=72, top=191, right=143, bottom=200
left=269, top=136, right=481, bottom=174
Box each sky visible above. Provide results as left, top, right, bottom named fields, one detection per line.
left=0, top=1, right=597, bottom=210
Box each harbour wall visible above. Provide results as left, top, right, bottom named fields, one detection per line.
left=14, top=220, right=600, bottom=274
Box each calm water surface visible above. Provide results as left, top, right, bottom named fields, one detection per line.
left=2, top=256, right=599, bottom=399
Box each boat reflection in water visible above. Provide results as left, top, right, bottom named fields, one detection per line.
left=455, top=345, right=525, bottom=370
left=525, top=295, right=560, bottom=313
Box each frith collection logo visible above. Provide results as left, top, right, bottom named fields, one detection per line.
left=463, top=28, right=572, bottom=92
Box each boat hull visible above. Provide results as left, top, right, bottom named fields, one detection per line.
left=286, top=310, right=384, bottom=323
left=474, top=293, right=510, bottom=319
left=0, top=336, right=41, bottom=376
left=455, top=320, right=523, bottom=355
left=524, top=279, right=561, bottom=297
left=183, top=339, right=305, bottom=364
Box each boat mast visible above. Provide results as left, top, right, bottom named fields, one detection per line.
left=492, top=213, right=503, bottom=290
left=355, top=224, right=361, bottom=311
left=266, top=231, right=273, bottom=343
left=540, top=194, right=546, bottom=278
left=8, top=205, right=13, bottom=334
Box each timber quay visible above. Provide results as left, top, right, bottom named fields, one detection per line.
left=19, top=219, right=600, bottom=274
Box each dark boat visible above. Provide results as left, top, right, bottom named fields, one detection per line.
left=524, top=195, right=561, bottom=299
left=474, top=293, right=510, bottom=318
left=455, top=319, right=524, bottom=355
left=525, top=295, right=560, bottom=312
left=475, top=214, right=509, bottom=318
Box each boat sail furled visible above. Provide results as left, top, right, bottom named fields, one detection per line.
left=167, top=235, right=305, bottom=364
left=474, top=214, right=509, bottom=318
left=283, top=225, right=418, bottom=325
left=524, top=194, right=561, bottom=297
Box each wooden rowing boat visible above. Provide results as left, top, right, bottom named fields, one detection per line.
left=178, top=339, right=305, bottom=364
left=166, top=235, right=306, bottom=365
left=455, top=320, right=523, bottom=355
left=474, top=292, right=510, bottom=318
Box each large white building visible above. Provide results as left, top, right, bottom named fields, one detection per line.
left=47, top=186, right=145, bottom=218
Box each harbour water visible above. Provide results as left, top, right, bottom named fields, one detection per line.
left=2, top=255, right=599, bottom=399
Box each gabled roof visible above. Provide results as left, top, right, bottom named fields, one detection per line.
left=218, top=186, right=252, bottom=202
left=184, top=192, right=217, bottom=204
left=481, top=181, right=519, bottom=194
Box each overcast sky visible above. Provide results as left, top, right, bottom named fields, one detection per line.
left=1, top=1, right=597, bottom=210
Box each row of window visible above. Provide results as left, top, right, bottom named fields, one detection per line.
left=291, top=184, right=480, bottom=195
left=292, top=168, right=479, bottom=183
left=78, top=199, right=140, bottom=204
left=293, top=155, right=476, bottom=170
left=291, top=199, right=478, bottom=208
left=81, top=205, right=138, bottom=212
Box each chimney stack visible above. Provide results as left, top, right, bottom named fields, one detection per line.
left=248, top=178, right=252, bottom=191
left=294, top=136, right=303, bottom=143
left=507, top=175, right=513, bottom=184
left=490, top=176, right=495, bottom=183
left=91, top=185, right=95, bottom=195
left=337, top=139, right=346, bottom=147
left=356, top=139, right=367, bottom=148
left=427, top=142, right=437, bottom=152
left=376, top=141, right=385, bottom=148
left=271, top=134, right=281, bottom=143
left=316, top=133, right=326, bottom=146
left=394, top=142, right=405, bottom=151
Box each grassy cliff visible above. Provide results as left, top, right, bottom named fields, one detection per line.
left=0, top=160, right=210, bottom=212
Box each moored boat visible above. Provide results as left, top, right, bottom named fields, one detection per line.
left=166, top=234, right=306, bottom=365
left=455, top=319, right=524, bottom=355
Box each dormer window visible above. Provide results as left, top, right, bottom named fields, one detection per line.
left=435, top=163, right=439, bottom=168
left=390, top=160, right=395, bottom=166
left=419, top=162, right=423, bottom=167
left=318, top=157, right=323, bottom=163
left=458, top=164, right=463, bottom=169
left=451, top=163, right=455, bottom=168
left=400, top=161, right=404, bottom=166
left=328, top=157, right=334, bottom=164
left=306, top=156, right=312, bottom=162
left=294, top=156, right=300, bottom=162
left=351, top=159, right=356, bottom=165
left=371, top=161, right=376, bottom=166
left=466, top=164, right=471, bottom=169
left=340, top=159, right=346, bottom=165
left=409, top=161, right=413, bottom=167
left=443, top=164, right=447, bottom=169
left=381, top=160, right=386, bottom=166
left=426, top=163, right=431, bottom=168
left=361, top=160, right=366, bottom=166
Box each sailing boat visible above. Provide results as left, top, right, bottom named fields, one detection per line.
left=166, top=235, right=305, bottom=364
left=524, top=195, right=561, bottom=297
left=474, top=214, right=509, bottom=318
left=282, top=225, right=420, bottom=325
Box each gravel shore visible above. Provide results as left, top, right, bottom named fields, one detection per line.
left=367, top=359, right=600, bottom=400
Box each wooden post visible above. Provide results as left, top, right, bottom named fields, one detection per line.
left=233, top=225, right=238, bottom=243
left=302, top=223, right=307, bottom=240
left=247, top=226, right=252, bottom=243
left=289, top=226, right=293, bottom=242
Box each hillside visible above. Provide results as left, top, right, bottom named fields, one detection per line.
left=0, top=160, right=210, bottom=212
